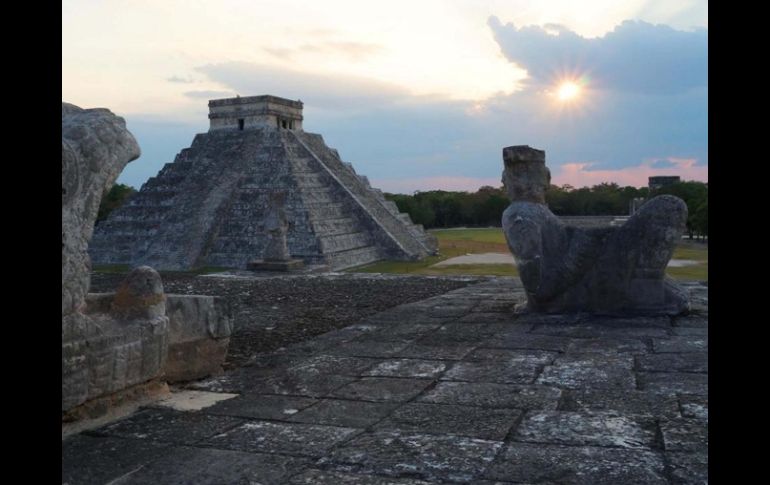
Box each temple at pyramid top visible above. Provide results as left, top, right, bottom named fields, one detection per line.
left=209, top=95, right=304, bottom=131
left=90, top=95, right=438, bottom=271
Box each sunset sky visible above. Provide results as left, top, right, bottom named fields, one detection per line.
left=62, top=0, right=707, bottom=193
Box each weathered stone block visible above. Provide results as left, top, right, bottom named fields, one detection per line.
left=320, top=431, right=503, bottom=482
left=166, top=294, right=233, bottom=340
left=375, top=402, right=522, bottom=440
left=202, top=420, right=361, bottom=457
left=330, top=377, right=433, bottom=402
left=514, top=411, right=657, bottom=449
left=288, top=399, right=399, bottom=428
left=484, top=443, right=668, bottom=484
left=418, top=382, right=561, bottom=409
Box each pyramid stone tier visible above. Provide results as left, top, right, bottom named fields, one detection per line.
left=90, top=95, right=438, bottom=271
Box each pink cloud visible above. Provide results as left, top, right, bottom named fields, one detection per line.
left=553, top=157, right=708, bottom=188
left=372, top=176, right=503, bottom=194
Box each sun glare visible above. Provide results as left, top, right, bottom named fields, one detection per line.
left=557, top=81, right=581, bottom=101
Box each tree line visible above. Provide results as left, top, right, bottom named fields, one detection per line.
left=97, top=180, right=707, bottom=239
left=96, top=183, right=136, bottom=224
left=385, top=181, right=707, bottom=239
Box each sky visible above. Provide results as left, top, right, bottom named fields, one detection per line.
left=62, top=0, right=707, bottom=194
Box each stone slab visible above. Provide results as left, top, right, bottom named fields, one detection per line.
left=416, top=323, right=500, bottom=346
left=441, top=360, right=540, bottom=385
left=288, top=399, right=400, bottom=427
left=484, top=442, right=668, bottom=484
left=363, top=359, right=448, bottom=378
left=565, top=337, right=648, bottom=354
left=418, top=382, right=561, bottom=409
left=87, top=408, right=245, bottom=445
left=202, top=420, right=361, bottom=457
left=514, top=411, right=657, bottom=449
left=660, top=418, right=708, bottom=452
left=330, top=377, right=433, bottom=402
left=531, top=323, right=669, bottom=339
left=184, top=367, right=271, bottom=394
left=637, top=372, right=708, bottom=395
left=672, top=327, right=708, bottom=336
left=352, top=323, right=443, bottom=343
left=261, top=373, right=358, bottom=398
left=394, top=343, right=477, bottom=360
left=679, top=395, right=708, bottom=420
left=150, top=390, right=238, bottom=411
left=203, top=394, right=318, bottom=420
left=289, top=469, right=435, bottom=484
left=321, top=431, right=503, bottom=482
left=636, top=353, right=708, bottom=373
left=666, top=451, right=708, bottom=484
left=464, top=348, right=558, bottom=364
left=653, top=336, right=708, bottom=353
left=482, top=333, right=572, bottom=352
left=375, top=402, right=522, bottom=440
left=330, top=341, right=412, bottom=358
left=560, top=389, right=681, bottom=418
left=283, top=355, right=380, bottom=377
left=672, top=315, right=708, bottom=328
left=62, top=435, right=171, bottom=485
left=536, top=355, right=636, bottom=390
left=113, top=446, right=310, bottom=484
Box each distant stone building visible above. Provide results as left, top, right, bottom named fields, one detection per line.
left=90, top=95, right=437, bottom=271
left=648, top=175, right=681, bottom=190
left=629, top=197, right=646, bottom=215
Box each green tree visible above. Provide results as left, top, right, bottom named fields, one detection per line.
left=653, top=181, right=708, bottom=238
left=97, top=183, right=136, bottom=223
left=691, top=199, right=708, bottom=240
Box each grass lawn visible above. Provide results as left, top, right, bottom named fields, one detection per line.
left=350, top=227, right=708, bottom=281
left=93, top=228, right=707, bottom=281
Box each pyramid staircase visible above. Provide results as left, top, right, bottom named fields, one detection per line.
left=90, top=126, right=437, bottom=271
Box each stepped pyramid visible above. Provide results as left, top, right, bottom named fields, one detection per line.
left=90, top=95, right=438, bottom=271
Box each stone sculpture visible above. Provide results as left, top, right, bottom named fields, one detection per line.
left=263, top=190, right=291, bottom=261
left=62, top=103, right=169, bottom=412
left=62, top=103, right=142, bottom=316
left=501, top=145, right=690, bottom=315
left=248, top=190, right=305, bottom=271
left=62, top=103, right=232, bottom=416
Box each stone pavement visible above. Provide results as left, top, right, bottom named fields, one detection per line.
left=62, top=277, right=708, bottom=484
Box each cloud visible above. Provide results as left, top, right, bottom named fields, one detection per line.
left=183, top=90, right=235, bottom=99
left=488, top=16, right=707, bottom=95
left=634, top=0, right=709, bottom=30
left=195, top=61, right=411, bottom=111
left=650, top=159, right=678, bottom=169
left=119, top=73, right=705, bottom=193
left=116, top=21, right=706, bottom=194
left=373, top=176, right=503, bottom=194
left=166, top=75, right=194, bottom=84
left=554, top=157, right=707, bottom=188
left=264, top=41, right=384, bottom=62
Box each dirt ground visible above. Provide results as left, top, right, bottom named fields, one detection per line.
left=90, top=272, right=482, bottom=369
